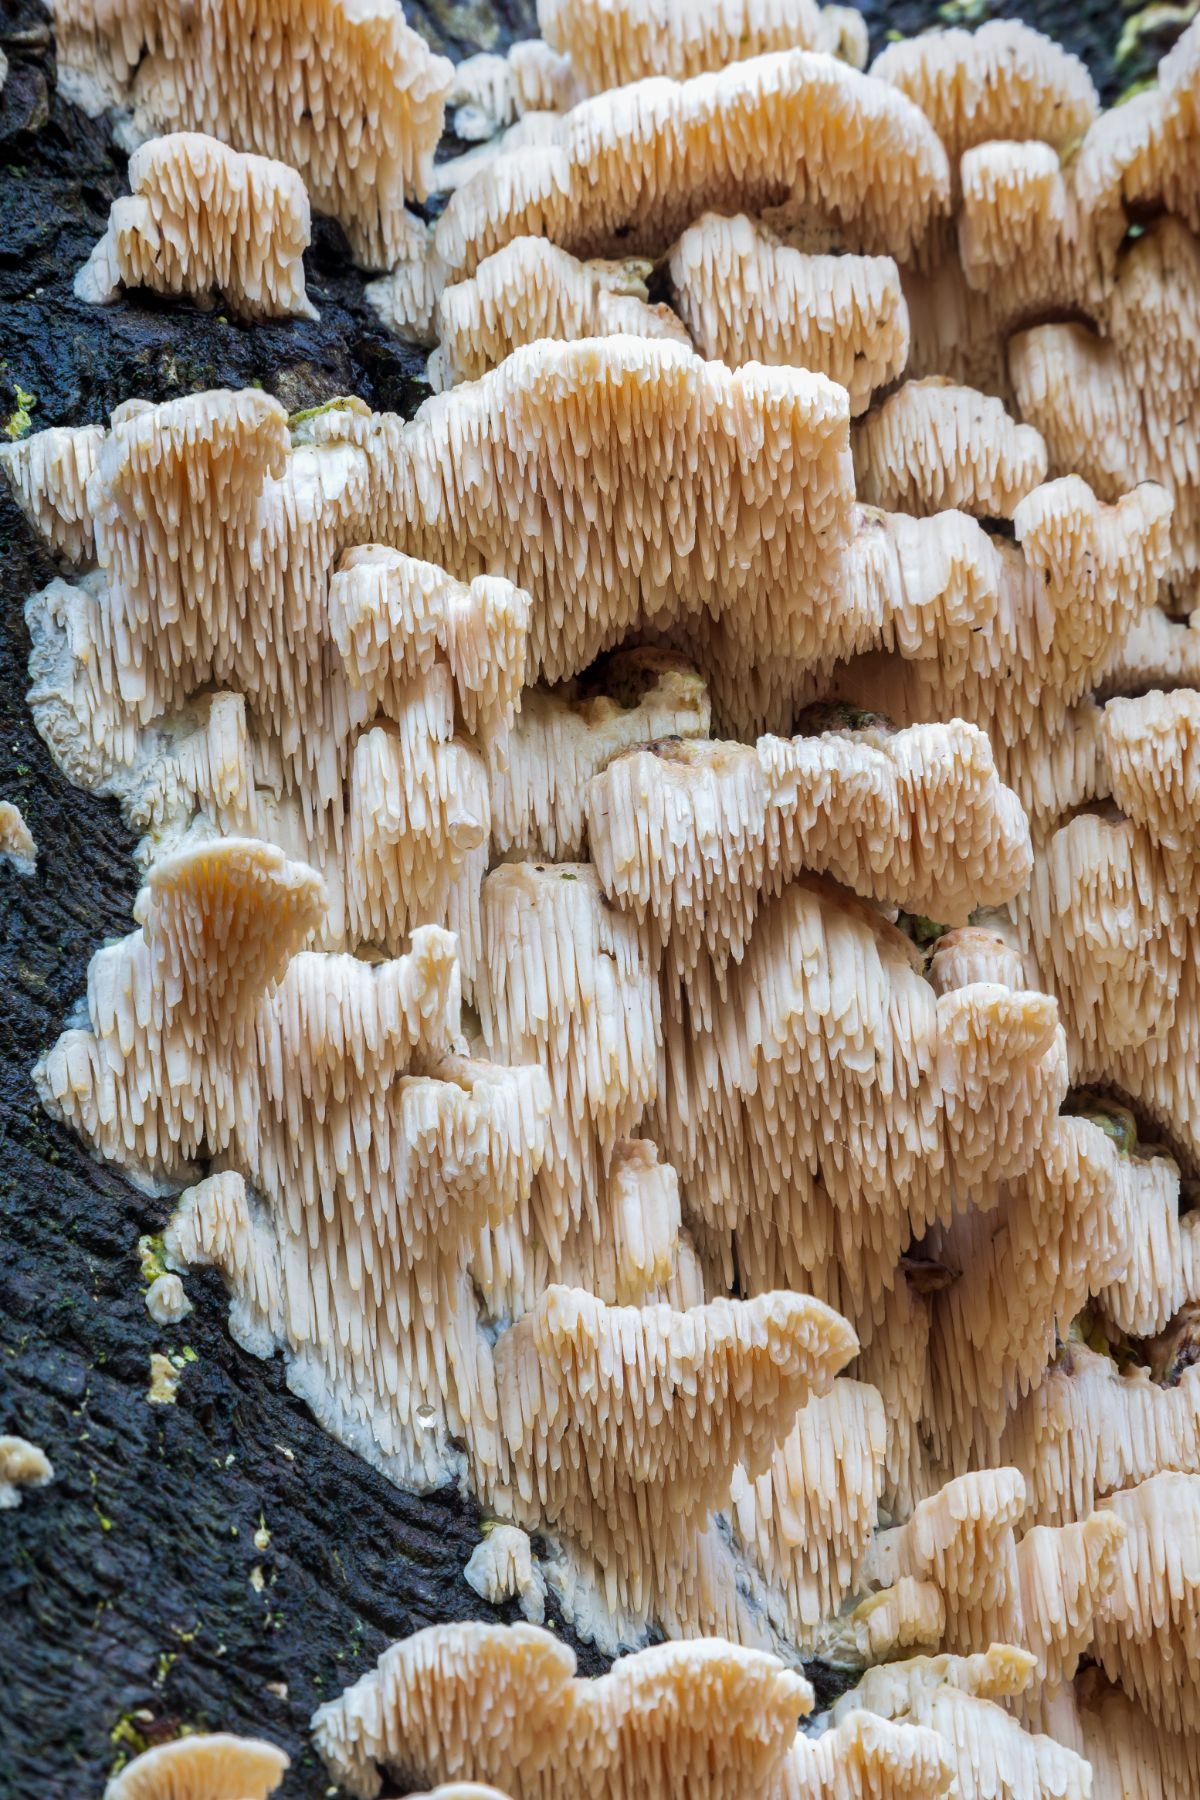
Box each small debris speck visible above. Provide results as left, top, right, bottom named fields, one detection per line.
left=146, top=1353, right=180, bottom=1405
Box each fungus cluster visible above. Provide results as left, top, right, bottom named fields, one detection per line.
left=11, top=0, right=1200, bottom=1791
left=52, top=0, right=451, bottom=266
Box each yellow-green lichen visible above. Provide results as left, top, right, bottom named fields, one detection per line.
left=4, top=384, right=37, bottom=440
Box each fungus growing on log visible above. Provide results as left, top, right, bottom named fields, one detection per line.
left=396, top=51, right=950, bottom=335
left=1034, top=1668, right=1200, bottom=1800
left=6, top=347, right=861, bottom=769
left=50, top=0, right=452, bottom=267
left=464, top=1525, right=547, bottom=1625
left=34, top=838, right=325, bottom=1176
left=16, top=6, right=1200, bottom=1789
left=870, top=21, right=1098, bottom=160
left=1001, top=1345, right=1200, bottom=1527
left=668, top=212, right=909, bottom=415
left=102, top=1734, right=289, bottom=1800
left=0, top=1435, right=54, bottom=1509
left=448, top=46, right=579, bottom=141
left=649, top=872, right=1067, bottom=1326
left=311, top=1622, right=813, bottom=1799
left=779, top=1708, right=953, bottom=1799
left=586, top=715, right=1033, bottom=985
left=852, top=379, right=1047, bottom=518
left=315, top=1620, right=1105, bottom=1800
left=16, top=367, right=1169, bottom=829
left=836, top=477, right=1172, bottom=824
left=1025, top=690, right=1200, bottom=1164
left=446, top=0, right=869, bottom=142
left=898, top=1110, right=1139, bottom=1476
left=0, top=422, right=100, bottom=562
left=144, top=1271, right=192, bottom=1324
left=535, top=0, right=851, bottom=95
left=488, top=650, right=711, bottom=862
left=488, top=1284, right=857, bottom=1626
left=0, top=800, right=36, bottom=874
left=36, top=840, right=551, bottom=1484
left=76, top=133, right=317, bottom=320
left=863, top=1466, right=1126, bottom=1684
left=1010, top=216, right=1200, bottom=607
left=729, top=1377, right=886, bottom=1641
left=420, top=239, right=690, bottom=384
left=907, top=17, right=1200, bottom=405
left=1093, top=1473, right=1200, bottom=1734
left=834, top=1646, right=1095, bottom=1799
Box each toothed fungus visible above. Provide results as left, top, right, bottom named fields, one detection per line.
left=1026, top=689, right=1200, bottom=1165
left=1010, top=216, right=1200, bottom=606
left=76, top=133, right=317, bottom=320
left=833, top=1645, right=1095, bottom=1799
left=668, top=212, right=909, bottom=415
left=871, top=21, right=1098, bottom=160
left=852, top=380, right=1048, bottom=518
left=404, top=51, right=950, bottom=335
left=51, top=0, right=452, bottom=267
left=0, top=801, right=36, bottom=873
left=0, top=1436, right=54, bottom=1509
left=464, top=1525, right=548, bottom=1625
left=538, top=0, right=847, bottom=94
left=102, top=1733, right=289, bottom=1800
left=446, top=0, right=869, bottom=141
left=424, top=239, right=690, bottom=385
left=311, top=1623, right=816, bottom=1799
left=1093, top=1473, right=1200, bottom=1734
left=16, top=11, right=1200, bottom=1784
left=145, top=1272, right=192, bottom=1325
left=0, top=423, right=100, bottom=562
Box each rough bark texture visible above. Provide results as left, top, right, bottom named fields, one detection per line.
left=0, top=0, right=1184, bottom=1794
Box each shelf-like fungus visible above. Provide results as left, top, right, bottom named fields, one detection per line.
left=1010, top=216, right=1200, bottom=607
left=102, top=1733, right=288, bottom=1800
left=50, top=0, right=451, bottom=267
left=394, top=51, right=950, bottom=334
left=833, top=1646, right=1095, bottom=1798
left=1026, top=691, right=1200, bottom=1164
left=417, top=238, right=690, bottom=380
left=14, top=4, right=1200, bottom=1790
left=870, top=21, right=1098, bottom=162
left=667, top=212, right=909, bottom=414
left=446, top=0, right=869, bottom=142
left=312, top=1623, right=816, bottom=1799
left=0, top=800, right=37, bottom=874
left=1093, top=1473, right=1200, bottom=1734
left=851, top=378, right=1047, bottom=517
left=0, top=1435, right=54, bottom=1509
left=76, top=133, right=317, bottom=320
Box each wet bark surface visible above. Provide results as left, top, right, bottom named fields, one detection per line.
left=0, top=0, right=1183, bottom=1792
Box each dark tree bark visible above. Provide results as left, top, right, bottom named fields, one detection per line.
left=0, top=0, right=1179, bottom=1792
